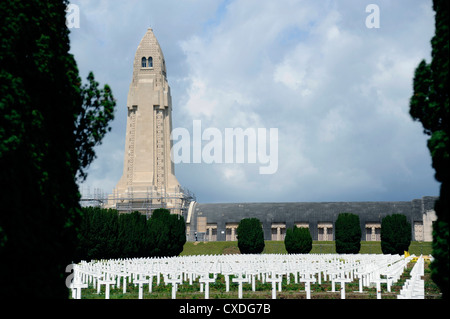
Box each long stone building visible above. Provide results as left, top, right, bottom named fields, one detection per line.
left=185, top=197, right=437, bottom=243
left=104, top=28, right=437, bottom=243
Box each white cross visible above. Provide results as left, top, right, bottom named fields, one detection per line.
left=199, top=274, right=216, bottom=299
left=300, top=274, right=316, bottom=300
left=98, top=275, right=116, bottom=299
left=232, top=274, right=248, bottom=299
left=134, top=274, right=149, bottom=299
left=165, top=274, right=183, bottom=299
left=266, top=272, right=282, bottom=299
left=334, top=278, right=352, bottom=299
left=70, top=279, right=88, bottom=299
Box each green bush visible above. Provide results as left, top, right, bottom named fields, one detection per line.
left=430, top=219, right=449, bottom=298
left=236, top=218, right=265, bottom=254
left=335, top=213, right=361, bottom=254
left=118, top=211, right=147, bottom=258
left=381, top=214, right=411, bottom=255
left=284, top=227, right=312, bottom=254
left=146, top=208, right=186, bottom=257
left=75, top=207, right=186, bottom=260
left=76, top=207, right=119, bottom=260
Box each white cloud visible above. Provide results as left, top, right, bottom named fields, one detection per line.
left=72, top=0, right=440, bottom=203
left=273, top=43, right=322, bottom=96
left=318, top=109, right=348, bottom=143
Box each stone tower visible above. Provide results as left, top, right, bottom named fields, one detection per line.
left=108, top=28, right=190, bottom=214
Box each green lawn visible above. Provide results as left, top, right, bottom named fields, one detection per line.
left=181, top=240, right=433, bottom=256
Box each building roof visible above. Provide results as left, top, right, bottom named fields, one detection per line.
left=191, top=196, right=437, bottom=226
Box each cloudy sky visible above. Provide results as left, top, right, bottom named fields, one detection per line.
left=70, top=0, right=439, bottom=204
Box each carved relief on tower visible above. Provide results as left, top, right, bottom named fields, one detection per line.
left=127, top=105, right=137, bottom=185
left=154, top=106, right=166, bottom=190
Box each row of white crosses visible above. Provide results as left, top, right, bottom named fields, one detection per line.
left=352, top=254, right=412, bottom=299
left=397, top=255, right=425, bottom=299
left=70, top=253, right=415, bottom=299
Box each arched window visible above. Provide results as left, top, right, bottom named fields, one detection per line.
left=148, top=56, right=153, bottom=68
left=141, top=57, right=147, bottom=68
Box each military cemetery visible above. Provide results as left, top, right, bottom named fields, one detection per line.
left=4, top=2, right=447, bottom=305
left=69, top=253, right=436, bottom=299
left=68, top=26, right=443, bottom=300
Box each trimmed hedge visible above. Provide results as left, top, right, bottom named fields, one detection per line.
left=236, top=218, right=265, bottom=254
left=380, top=214, right=411, bottom=255
left=75, top=207, right=186, bottom=261
left=335, top=213, right=361, bottom=254
left=284, top=226, right=312, bottom=254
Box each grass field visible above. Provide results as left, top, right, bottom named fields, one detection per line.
left=180, top=240, right=433, bottom=256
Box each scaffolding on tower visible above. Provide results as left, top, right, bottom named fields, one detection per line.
left=79, top=185, right=196, bottom=220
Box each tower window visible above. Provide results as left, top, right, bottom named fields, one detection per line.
left=141, top=57, right=147, bottom=68
left=148, top=56, right=153, bottom=68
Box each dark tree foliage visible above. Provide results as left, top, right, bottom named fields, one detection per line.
left=146, top=208, right=186, bottom=257
left=76, top=207, right=119, bottom=261
left=409, top=0, right=449, bottom=298
left=75, top=208, right=186, bottom=260
left=335, top=213, right=361, bottom=254
left=380, top=214, right=411, bottom=255
left=118, top=211, right=147, bottom=259
left=284, top=226, right=312, bottom=254
left=236, top=218, right=265, bottom=254
left=0, top=1, right=115, bottom=298
left=76, top=72, right=115, bottom=181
